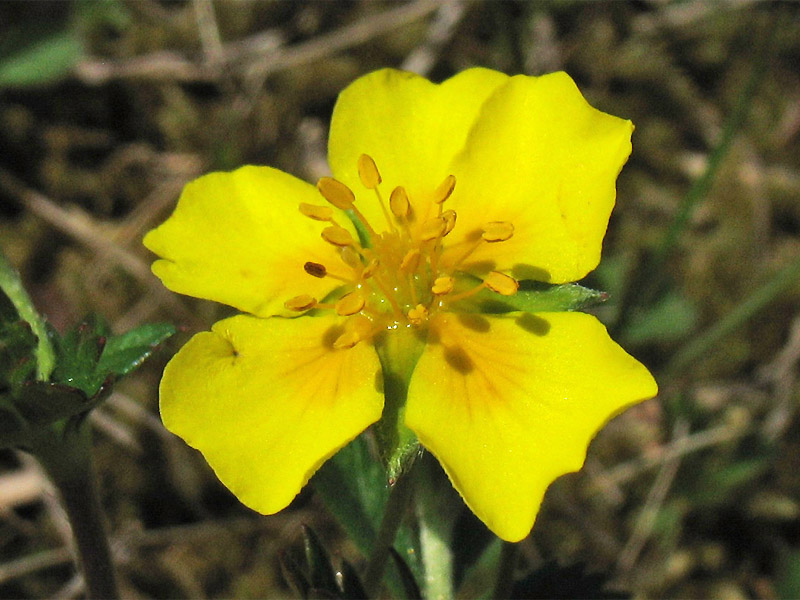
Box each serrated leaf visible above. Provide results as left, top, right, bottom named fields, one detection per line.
left=51, top=316, right=109, bottom=396
left=14, top=381, right=92, bottom=426
left=96, top=322, right=175, bottom=377
left=459, top=280, right=608, bottom=314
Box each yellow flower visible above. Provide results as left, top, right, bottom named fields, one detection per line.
left=144, top=68, right=657, bottom=542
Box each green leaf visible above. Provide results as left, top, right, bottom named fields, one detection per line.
left=460, top=280, right=608, bottom=314
left=622, top=292, right=699, bottom=345
left=96, top=323, right=176, bottom=377
left=0, top=397, right=31, bottom=449
left=14, top=381, right=93, bottom=427
left=0, top=27, right=83, bottom=88
left=51, top=316, right=109, bottom=396
left=301, top=525, right=340, bottom=597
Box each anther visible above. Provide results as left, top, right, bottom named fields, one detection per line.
left=304, top=261, right=327, bottom=278
left=389, top=186, right=410, bottom=219
left=420, top=216, right=446, bottom=241
left=433, top=175, right=456, bottom=204
left=442, top=210, right=457, bottom=236
left=298, top=203, right=333, bottom=222
left=340, top=246, right=362, bottom=270
left=358, top=154, right=382, bottom=189
left=333, top=330, right=361, bottom=349
left=482, top=221, right=515, bottom=242
left=407, top=304, right=428, bottom=326
left=431, top=276, right=455, bottom=295
left=484, top=271, right=519, bottom=296
left=317, top=177, right=355, bottom=209
left=335, top=291, right=365, bottom=316
left=321, top=225, right=355, bottom=247
left=400, top=249, right=421, bottom=273
left=284, top=295, right=317, bottom=311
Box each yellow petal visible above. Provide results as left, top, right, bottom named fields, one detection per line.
left=144, top=166, right=354, bottom=317
left=405, top=311, right=657, bottom=541
left=444, top=72, right=634, bottom=283
left=328, top=68, right=509, bottom=229
left=160, top=314, right=383, bottom=515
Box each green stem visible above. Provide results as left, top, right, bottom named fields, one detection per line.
left=363, top=471, right=415, bottom=598
left=0, top=252, right=55, bottom=381
left=32, top=420, right=119, bottom=599
left=492, top=541, right=519, bottom=600
left=416, top=457, right=454, bottom=600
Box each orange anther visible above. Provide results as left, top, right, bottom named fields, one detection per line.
left=358, top=154, right=382, bottom=189
left=284, top=295, right=317, bottom=311
left=317, top=177, right=355, bottom=209
left=431, top=276, right=455, bottom=295
left=441, top=210, right=457, bottom=236
left=433, top=174, right=456, bottom=204
left=484, top=271, right=519, bottom=296
left=333, top=330, right=361, bottom=349
left=400, top=249, right=421, bottom=273
left=389, top=186, right=410, bottom=219
left=482, top=221, right=514, bottom=242
left=335, top=292, right=365, bottom=316
left=321, top=225, right=355, bottom=247
left=298, top=203, right=333, bottom=221
left=420, top=216, right=446, bottom=241
left=407, top=304, right=429, bottom=326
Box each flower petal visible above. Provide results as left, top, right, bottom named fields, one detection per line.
left=144, top=166, right=354, bottom=317
left=328, top=68, right=509, bottom=229
left=444, top=72, right=634, bottom=283
left=160, top=314, right=383, bottom=514
left=405, top=311, right=657, bottom=541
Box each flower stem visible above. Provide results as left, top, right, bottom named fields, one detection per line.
left=363, top=471, right=415, bottom=598
left=415, top=457, right=454, bottom=600
left=492, top=541, right=519, bottom=600
left=32, top=420, right=119, bottom=599
left=0, top=251, right=55, bottom=381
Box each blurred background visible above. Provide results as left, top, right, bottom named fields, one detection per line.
left=1, top=0, right=799, bottom=597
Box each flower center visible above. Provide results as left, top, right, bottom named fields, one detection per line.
left=285, top=154, right=518, bottom=349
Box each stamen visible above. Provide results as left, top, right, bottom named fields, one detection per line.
left=284, top=295, right=317, bottom=311
left=484, top=271, right=519, bottom=296
left=407, top=304, right=428, bottom=326
left=441, top=210, right=457, bottom=236
left=299, top=203, right=333, bottom=221
left=420, top=216, right=446, bottom=241
left=317, top=177, right=355, bottom=209
left=389, top=186, right=410, bottom=219
left=431, top=276, right=454, bottom=295
left=321, top=225, right=355, bottom=247
left=340, top=246, right=363, bottom=270
left=304, top=262, right=327, bottom=278
left=335, top=291, right=365, bottom=316
left=358, top=154, right=382, bottom=189
left=482, top=221, right=515, bottom=242
left=433, top=174, right=456, bottom=204
left=399, top=249, right=421, bottom=273
left=334, top=330, right=361, bottom=349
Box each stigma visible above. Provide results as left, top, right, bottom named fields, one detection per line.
left=284, top=154, right=518, bottom=349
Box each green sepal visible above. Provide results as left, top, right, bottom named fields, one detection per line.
left=457, top=279, right=608, bottom=314
left=96, top=322, right=176, bottom=377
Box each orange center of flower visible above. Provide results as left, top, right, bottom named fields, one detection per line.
left=285, top=154, right=519, bottom=349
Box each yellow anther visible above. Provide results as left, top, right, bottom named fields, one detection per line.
left=389, top=186, right=410, bottom=219
left=433, top=174, right=456, bottom=204
left=340, top=246, right=362, bottom=270
left=284, top=295, right=317, bottom=311
left=304, top=261, right=327, bottom=278
left=400, top=249, right=421, bottom=273
left=335, top=291, right=365, bottom=316
left=482, top=221, right=515, bottom=242
left=333, top=330, right=361, bottom=349
left=407, top=304, right=429, bottom=326
left=420, top=216, right=446, bottom=241
left=321, top=225, right=354, bottom=247
left=442, top=210, right=457, bottom=236
left=484, top=271, right=519, bottom=296
left=298, top=203, right=333, bottom=222
left=317, top=177, right=355, bottom=209
left=431, top=276, right=455, bottom=295
left=358, top=154, right=382, bottom=189
left=362, top=260, right=378, bottom=279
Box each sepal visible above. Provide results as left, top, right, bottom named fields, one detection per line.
left=457, top=278, right=608, bottom=314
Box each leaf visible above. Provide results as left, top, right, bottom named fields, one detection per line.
left=51, top=316, right=109, bottom=396
left=96, top=323, right=176, bottom=377
left=389, top=548, right=422, bottom=600
left=14, top=381, right=93, bottom=426
left=622, top=291, right=699, bottom=345
left=459, top=279, right=608, bottom=314
left=0, top=26, right=83, bottom=88
left=302, top=525, right=340, bottom=597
